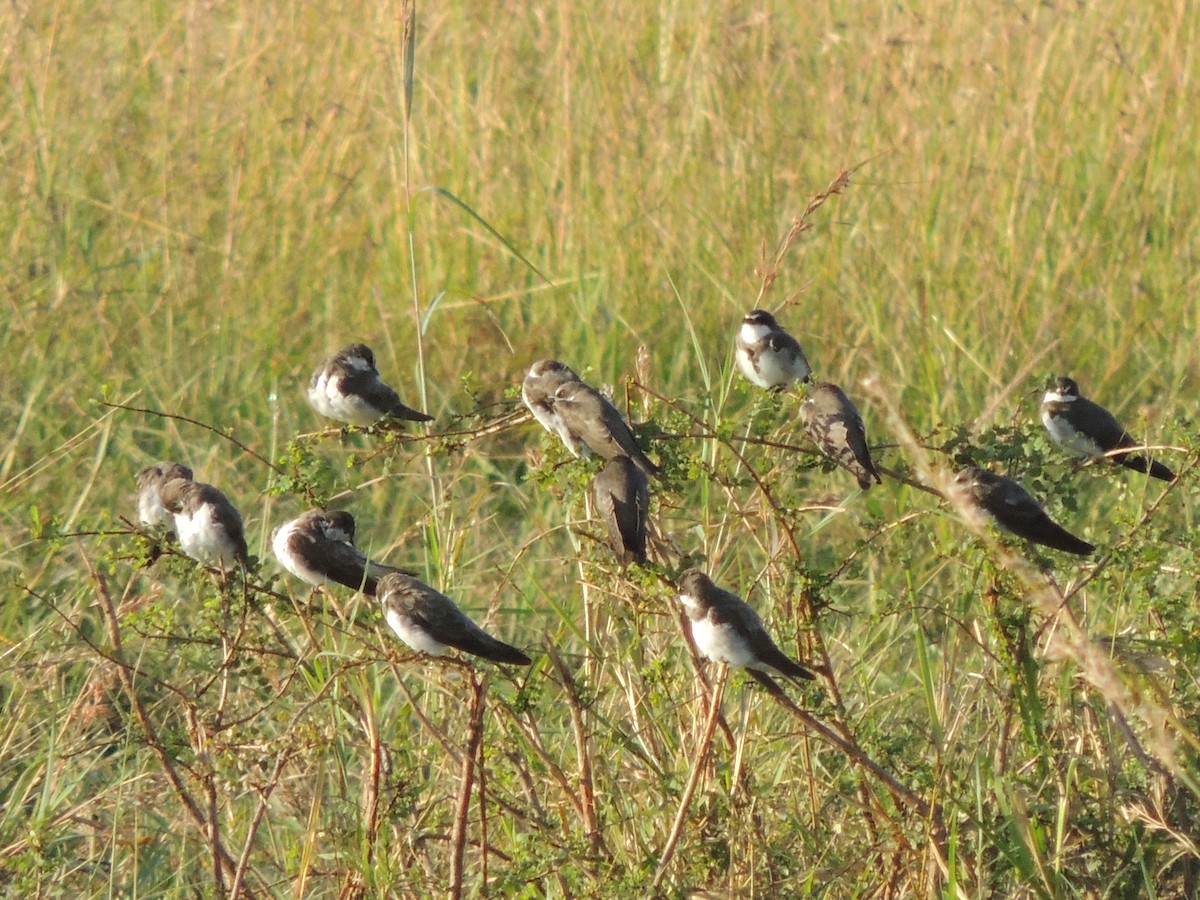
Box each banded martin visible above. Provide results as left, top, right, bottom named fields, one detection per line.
left=1041, top=376, right=1174, bottom=481
left=799, top=382, right=882, bottom=490
left=377, top=573, right=532, bottom=666
left=136, top=461, right=194, bottom=529
left=735, top=309, right=811, bottom=390
left=273, top=509, right=415, bottom=596
left=522, top=359, right=586, bottom=456
left=308, top=343, right=433, bottom=427
left=159, top=478, right=249, bottom=568
left=549, top=380, right=660, bottom=478
left=592, top=456, right=650, bottom=566
left=954, top=467, right=1094, bottom=555
left=677, top=569, right=816, bottom=693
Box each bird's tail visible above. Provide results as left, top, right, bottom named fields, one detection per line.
left=1040, top=523, right=1095, bottom=556
left=460, top=633, right=532, bottom=666
left=1117, top=452, right=1176, bottom=482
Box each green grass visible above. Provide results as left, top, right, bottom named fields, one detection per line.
left=3, top=0, right=1200, bottom=896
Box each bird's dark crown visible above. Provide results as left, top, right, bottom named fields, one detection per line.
left=321, top=510, right=357, bottom=541
left=339, top=343, right=376, bottom=367
left=551, top=380, right=583, bottom=402
left=136, top=461, right=193, bottom=489
left=677, top=568, right=712, bottom=595
left=158, top=476, right=195, bottom=511
left=1051, top=375, right=1079, bottom=395
left=530, top=359, right=577, bottom=379
left=953, top=466, right=988, bottom=487
left=743, top=309, right=779, bottom=328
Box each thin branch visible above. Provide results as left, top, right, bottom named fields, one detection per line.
left=449, top=672, right=487, bottom=899
left=101, top=400, right=285, bottom=477
left=547, top=648, right=610, bottom=860
left=651, top=663, right=727, bottom=891
left=88, top=562, right=251, bottom=897
left=229, top=750, right=292, bottom=899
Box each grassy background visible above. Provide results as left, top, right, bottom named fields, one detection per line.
left=3, top=0, right=1199, bottom=895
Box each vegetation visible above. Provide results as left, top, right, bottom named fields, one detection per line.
left=2, top=0, right=1198, bottom=896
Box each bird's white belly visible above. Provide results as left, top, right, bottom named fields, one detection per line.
left=272, top=524, right=332, bottom=588
left=734, top=347, right=765, bottom=386
left=325, top=381, right=381, bottom=426
left=690, top=618, right=755, bottom=669
left=138, top=493, right=173, bottom=529
left=386, top=608, right=447, bottom=655
left=1042, top=410, right=1102, bottom=458
left=553, top=418, right=587, bottom=457
left=739, top=322, right=772, bottom=344
left=526, top=402, right=557, bottom=435
left=177, top=506, right=237, bottom=566
left=755, top=350, right=802, bottom=386
left=307, top=373, right=338, bottom=418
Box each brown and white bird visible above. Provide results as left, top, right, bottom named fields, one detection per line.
left=272, top=509, right=414, bottom=595
left=136, top=461, right=194, bottom=529
left=521, top=359, right=586, bottom=456
left=734, top=309, right=812, bottom=390
left=159, top=478, right=249, bottom=568
left=592, top=457, right=650, bottom=566
left=676, top=570, right=815, bottom=693
left=548, top=380, right=660, bottom=478
left=1041, top=376, right=1174, bottom=481
left=799, top=382, right=882, bottom=490
left=953, top=467, right=1094, bottom=556
left=307, top=343, right=433, bottom=427
left=377, top=573, right=531, bottom=665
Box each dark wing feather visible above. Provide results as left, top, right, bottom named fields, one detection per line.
left=842, top=410, right=882, bottom=488
left=1077, top=400, right=1174, bottom=480
left=1077, top=398, right=1137, bottom=452
left=982, top=479, right=1094, bottom=555
left=593, top=459, right=649, bottom=565
left=710, top=590, right=815, bottom=683
left=556, top=385, right=658, bottom=475
left=765, top=332, right=802, bottom=356
left=407, top=582, right=531, bottom=665
left=341, top=368, right=433, bottom=423
left=589, top=391, right=660, bottom=477
left=195, top=484, right=249, bottom=564
left=293, top=530, right=374, bottom=592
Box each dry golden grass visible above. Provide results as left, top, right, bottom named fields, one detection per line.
left=2, top=0, right=1199, bottom=896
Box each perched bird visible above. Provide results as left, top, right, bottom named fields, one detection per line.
left=734, top=309, right=812, bottom=390
left=159, top=478, right=249, bottom=568
left=592, top=457, right=650, bottom=566
left=549, top=380, right=660, bottom=477
left=799, top=382, right=882, bottom=490
left=1041, top=376, right=1174, bottom=481
left=522, top=359, right=586, bottom=456
left=272, top=509, right=414, bottom=596
left=377, top=573, right=531, bottom=666
left=307, top=343, right=433, bottom=427
left=136, top=461, right=194, bottom=529
left=676, top=569, right=815, bottom=694
left=954, top=467, right=1094, bottom=556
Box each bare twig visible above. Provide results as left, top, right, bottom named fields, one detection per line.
left=88, top=563, right=252, bottom=897
left=230, top=750, right=293, bottom=899
left=752, top=163, right=868, bottom=308
left=547, top=648, right=610, bottom=859
left=449, top=672, right=487, bottom=899
left=101, top=400, right=285, bottom=477
left=651, top=663, right=728, bottom=891
left=362, top=685, right=383, bottom=864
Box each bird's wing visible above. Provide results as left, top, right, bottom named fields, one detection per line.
left=1080, top=398, right=1138, bottom=450
left=314, top=538, right=375, bottom=592
left=765, top=332, right=802, bottom=357
left=342, top=368, right=430, bottom=421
